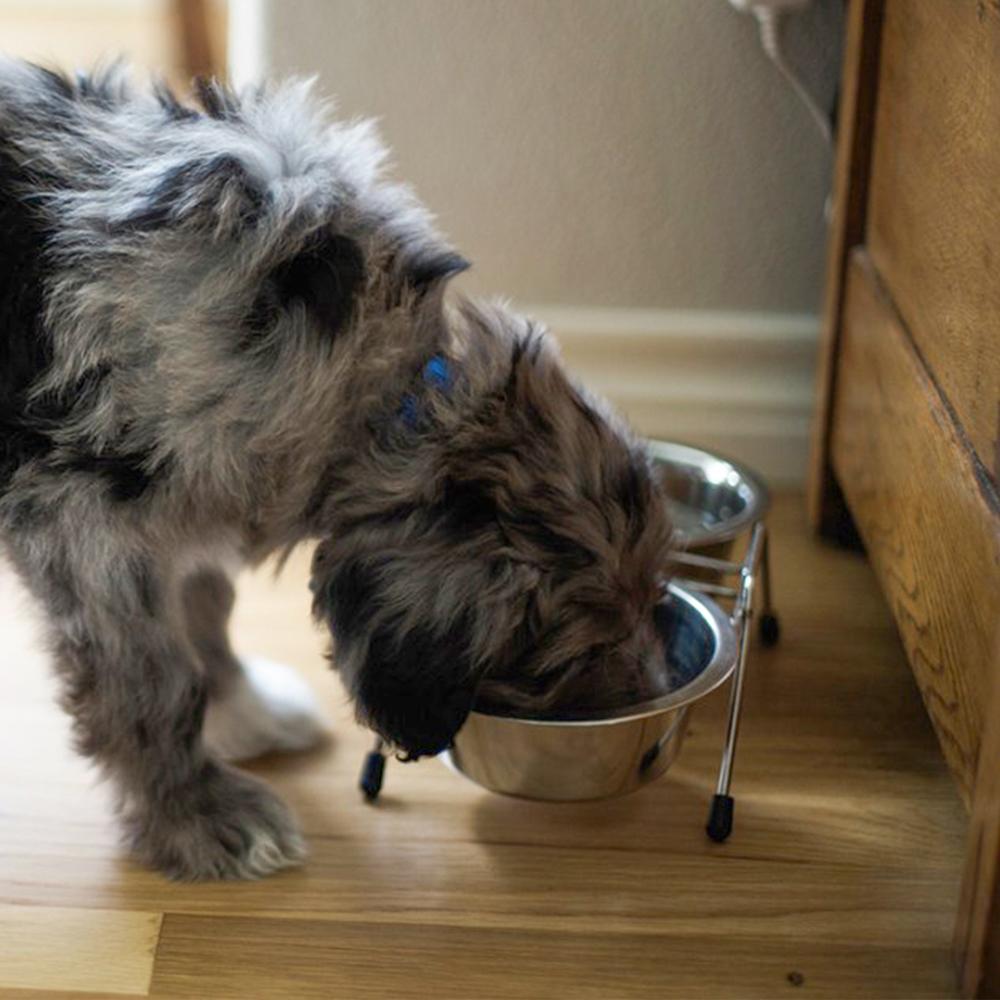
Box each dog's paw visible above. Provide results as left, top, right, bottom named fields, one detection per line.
left=127, top=766, right=307, bottom=880
left=204, top=657, right=330, bottom=762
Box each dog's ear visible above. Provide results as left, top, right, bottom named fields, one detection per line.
left=111, top=153, right=264, bottom=238
left=403, top=247, right=470, bottom=298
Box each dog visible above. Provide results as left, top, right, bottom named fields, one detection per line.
left=0, top=62, right=673, bottom=880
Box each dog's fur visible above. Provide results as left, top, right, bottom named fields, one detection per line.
left=0, top=62, right=672, bottom=880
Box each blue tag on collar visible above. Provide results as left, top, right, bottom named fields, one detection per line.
left=423, top=354, right=451, bottom=390
left=399, top=354, right=452, bottom=429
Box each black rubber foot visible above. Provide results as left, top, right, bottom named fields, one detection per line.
left=759, top=612, right=781, bottom=648
left=360, top=750, right=386, bottom=802
left=706, top=793, right=734, bottom=842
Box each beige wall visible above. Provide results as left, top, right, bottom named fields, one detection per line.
left=252, top=0, right=842, bottom=314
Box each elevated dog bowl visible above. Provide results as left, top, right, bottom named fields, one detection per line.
left=647, top=439, right=769, bottom=564
left=441, top=583, right=737, bottom=801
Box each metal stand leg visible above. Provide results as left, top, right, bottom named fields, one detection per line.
left=706, top=522, right=763, bottom=843
left=758, top=534, right=781, bottom=648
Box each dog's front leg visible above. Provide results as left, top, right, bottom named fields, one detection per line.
left=183, top=567, right=328, bottom=763
left=20, top=541, right=306, bottom=880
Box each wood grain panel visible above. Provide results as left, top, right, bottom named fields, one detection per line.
left=867, top=0, right=1000, bottom=484
left=831, top=250, right=1000, bottom=804
left=150, top=914, right=956, bottom=1000
left=955, top=633, right=1000, bottom=997
left=0, top=905, right=161, bottom=996
left=171, top=0, right=225, bottom=81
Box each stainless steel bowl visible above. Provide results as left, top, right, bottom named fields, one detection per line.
left=647, top=440, right=770, bottom=558
left=442, top=583, right=737, bottom=801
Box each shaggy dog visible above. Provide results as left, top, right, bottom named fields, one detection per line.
left=0, top=63, right=672, bottom=879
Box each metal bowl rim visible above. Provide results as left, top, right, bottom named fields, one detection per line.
left=646, top=438, right=770, bottom=546
left=464, top=582, right=738, bottom=729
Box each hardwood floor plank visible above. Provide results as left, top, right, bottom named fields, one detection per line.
left=0, top=905, right=161, bottom=996
left=0, top=829, right=960, bottom=946
left=0, top=992, right=146, bottom=1000
left=150, top=914, right=955, bottom=1000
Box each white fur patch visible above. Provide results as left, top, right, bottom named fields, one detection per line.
left=203, top=657, right=330, bottom=762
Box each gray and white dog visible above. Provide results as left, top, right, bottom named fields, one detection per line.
left=0, top=63, right=672, bottom=880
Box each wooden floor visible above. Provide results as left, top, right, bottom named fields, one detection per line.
left=0, top=495, right=967, bottom=998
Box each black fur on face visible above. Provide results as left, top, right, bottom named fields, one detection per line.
left=311, top=539, right=532, bottom=758
left=350, top=608, right=482, bottom=760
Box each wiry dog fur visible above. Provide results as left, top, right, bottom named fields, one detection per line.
left=0, top=62, right=672, bottom=880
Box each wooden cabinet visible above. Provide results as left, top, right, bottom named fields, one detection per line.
left=809, top=2, right=1000, bottom=995
left=867, top=1, right=1000, bottom=480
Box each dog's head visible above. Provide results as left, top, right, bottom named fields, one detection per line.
left=311, top=300, right=673, bottom=759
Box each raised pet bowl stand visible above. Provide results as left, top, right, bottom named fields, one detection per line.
left=673, top=520, right=779, bottom=842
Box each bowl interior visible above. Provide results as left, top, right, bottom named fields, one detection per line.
left=656, top=593, right=714, bottom=688
left=646, top=440, right=769, bottom=547
left=470, top=583, right=736, bottom=726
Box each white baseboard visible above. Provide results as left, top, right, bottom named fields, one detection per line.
left=522, top=305, right=820, bottom=487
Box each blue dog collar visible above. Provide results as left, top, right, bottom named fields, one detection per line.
left=399, top=354, right=453, bottom=428
left=422, top=354, right=451, bottom=389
